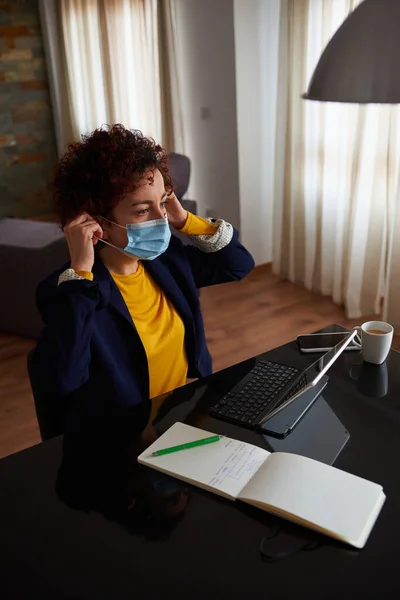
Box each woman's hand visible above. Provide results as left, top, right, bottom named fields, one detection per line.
left=165, top=192, right=188, bottom=230
left=64, top=212, right=103, bottom=273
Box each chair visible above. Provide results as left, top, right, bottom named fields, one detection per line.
left=168, top=152, right=198, bottom=252
left=27, top=349, right=66, bottom=441
left=168, top=152, right=197, bottom=216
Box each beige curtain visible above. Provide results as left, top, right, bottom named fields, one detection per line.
left=38, top=0, right=76, bottom=156
left=39, top=0, right=182, bottom=153
left=273, top=0, right=400, bottom=325
left=157, top=0, right=185, bottom=152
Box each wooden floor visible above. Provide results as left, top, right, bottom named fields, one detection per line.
left=0, top=263, right=397, bottom=459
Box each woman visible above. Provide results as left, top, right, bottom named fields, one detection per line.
left=32, top=124, right=254, bottom=430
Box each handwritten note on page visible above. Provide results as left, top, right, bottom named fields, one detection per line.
left=138, top=422, right=270, bottom=500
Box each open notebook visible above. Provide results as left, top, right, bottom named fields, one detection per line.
left=138, top=422, right=385, bottom=549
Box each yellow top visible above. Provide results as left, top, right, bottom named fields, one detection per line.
left=111, top=262, right=187, bottom=398
left=77, top=213, right=217, bottom=403
left=178, top=211, right=217, bottom=235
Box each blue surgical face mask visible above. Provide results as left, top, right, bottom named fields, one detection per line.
left=99, top=216, right=171, bottom=260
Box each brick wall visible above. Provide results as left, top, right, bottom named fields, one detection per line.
left=0, top=0, right=57, bottom=218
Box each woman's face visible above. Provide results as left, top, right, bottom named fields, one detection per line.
left=102, top=168, right=168, bottom=249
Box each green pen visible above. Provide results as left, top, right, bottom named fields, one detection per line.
left=151, top=435, right=221, bottom=457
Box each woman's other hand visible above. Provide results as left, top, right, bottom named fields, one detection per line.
left=64, top=212, right=103, bottom=273
left=165, top=192, right=188, bottom=230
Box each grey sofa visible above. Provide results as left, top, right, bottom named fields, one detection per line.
left=0, top=218, right=69, bottom=338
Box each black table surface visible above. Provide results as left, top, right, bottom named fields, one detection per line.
left=1, top=325, right=400, bottom=599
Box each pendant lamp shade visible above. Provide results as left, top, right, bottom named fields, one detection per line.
left=303, top=0, right=400, bottom=104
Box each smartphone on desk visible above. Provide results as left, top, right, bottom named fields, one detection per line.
left=297, top=331, right=361, bottom=353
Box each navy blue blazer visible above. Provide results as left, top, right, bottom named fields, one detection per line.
left=33, top=229, right=254, bottom=429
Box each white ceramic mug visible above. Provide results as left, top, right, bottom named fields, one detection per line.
left=354, top=321, right=394, bottom=365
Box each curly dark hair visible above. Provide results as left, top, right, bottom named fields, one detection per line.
left=53, top=124, right=173, bottom=227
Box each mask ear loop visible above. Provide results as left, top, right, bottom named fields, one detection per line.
left=96, top=215, right=127, bottom=230
left=95, top=237, right=122, bottom=250
left=94, top=216, right=131, bottom=255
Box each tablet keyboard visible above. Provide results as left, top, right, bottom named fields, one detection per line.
left=209, top=360, right=301, bottom=426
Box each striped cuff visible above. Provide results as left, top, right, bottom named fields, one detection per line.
left=187, top=219, right=234, bottom=253
left=57, top=268, right=86, bottom=286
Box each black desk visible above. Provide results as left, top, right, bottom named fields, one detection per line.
left=1, top=325, right=400, bottom=599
